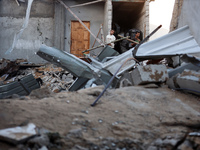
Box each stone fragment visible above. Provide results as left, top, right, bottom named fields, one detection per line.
left=131, top=65, right=168, bottom=85
left=176, top=69, right=200, bottom=95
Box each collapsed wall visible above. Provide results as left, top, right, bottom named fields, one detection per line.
left=0, top=0, right=54, bottom=63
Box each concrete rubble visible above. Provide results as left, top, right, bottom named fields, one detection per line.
left=0, top=123, right=37, bottom=145
left=130, top=64, right=168, bottom=86
left=167, top=69, right=200, bottom=95
left=0, top=59, right=75, bottom=97
left=0, top=0, right=200, bottom=149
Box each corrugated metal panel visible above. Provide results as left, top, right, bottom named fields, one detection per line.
left=135, top=25, right=200, bottom=58
left=91, top=25, right=200, bottom=76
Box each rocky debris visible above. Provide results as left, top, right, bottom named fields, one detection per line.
left=167, top=69, right=200, bottom=95
left=119, top=64, right=168, bottom=87
left=168, top=63, right=200, bottom=78
left=33, top=64, right=74, bottom=93
left=29, top=87, right=55, bottom=99
left=1, top=127, right=199, bottom=150
left=77, top=85, right=104, bottom=96
left=0, top=123, right=37, bottom=145
left=0, top=58, right=75, bottom=94
left=0, top=85, right=199, bottom=149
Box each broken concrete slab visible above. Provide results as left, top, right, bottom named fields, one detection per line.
left=166, top=76, right=178, bottom=89
left=176, top=69, right=200, bottom=95
left=0, top=123, right=37, bottom=145
left=181, top=54, right=200, bottom=67
left=119, top=71, right=133, bottom=88
left=131, top=64, right=168, bottom=85
left=168, top=63, right=200, bottom=78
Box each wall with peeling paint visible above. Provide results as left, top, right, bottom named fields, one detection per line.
left=0, top=0, right=54, bottom=63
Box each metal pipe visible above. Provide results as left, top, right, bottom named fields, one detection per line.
left=82, top=36, right=130, bottom=53
left=118, top=34, right=139, bottom=44
left=91, top=57, right=139, bottom=107
left=57, top=0, right=103, bottom=45
left=132, top=25, right=162, bottom=57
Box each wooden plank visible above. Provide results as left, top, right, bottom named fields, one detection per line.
left=71, top=21, right=90, bottom=57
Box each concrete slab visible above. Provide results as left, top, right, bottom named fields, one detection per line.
left=168, top=63, right=200, bottom=78
left=176, top=69, right=200, bottom=95
left=131, top=64, right=168, bottom=85
left=0, top=123, right=37, bottom=145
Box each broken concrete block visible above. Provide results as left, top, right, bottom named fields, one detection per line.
left=119, top=71, right=133, bottom=88
left=166, top=76, right=179, bottom=89
left=176, top=69, right=200, bottom=95
left=168, top=63, right=200, bottom=78
left=131, top=65, right=168, bottom=85
left=0, top=123, right=37, bottom=145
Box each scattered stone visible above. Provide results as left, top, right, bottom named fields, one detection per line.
left=28, top=134, right=50, bottom=147
left=115, top=110, right=119, bottom=113
left=38, top=146, right=48, bottom=150
left=98, top=119, right=103, bottom=123
left=0, top=123, right=37, bottom=145
left=77, top=86, right=104, bottom=96
left=29, top=87, right=54, bottom=99
left=67, top=128, right=83, bottom=138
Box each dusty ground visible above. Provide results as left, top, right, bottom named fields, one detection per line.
left=0, top=85, right=199, bottom=149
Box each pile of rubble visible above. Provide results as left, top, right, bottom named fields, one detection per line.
left=33, top=64, right=74, bottom=93
left=0, top=58, right=75, bottom=97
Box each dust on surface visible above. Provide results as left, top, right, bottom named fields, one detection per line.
left=0, top=85, right=199, bottom=149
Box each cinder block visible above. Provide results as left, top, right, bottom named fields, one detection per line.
left=131, top=65, right=168, bottom=85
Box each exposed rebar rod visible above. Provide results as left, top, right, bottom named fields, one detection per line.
left=91, top=57, right=139, bottom=107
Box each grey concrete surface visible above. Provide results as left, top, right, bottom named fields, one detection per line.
left=131, top=64, right=169, bottom=85
left=0, top=0, right=54, bottom=63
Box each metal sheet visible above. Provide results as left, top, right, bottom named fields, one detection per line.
left=135, top=25, right=200, bottom=58
left=89, top=49, right=135, bottom=76
left=89, top=25, right=200, bottom=76
left=37, top=45, right=99, bottom=79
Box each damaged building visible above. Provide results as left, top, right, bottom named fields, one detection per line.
left=0, top=0, right=200, bottom=149
left=0, top=0, right=153, bottom=62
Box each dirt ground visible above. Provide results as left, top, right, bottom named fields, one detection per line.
left=0, top=85, right=199, bottom=149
